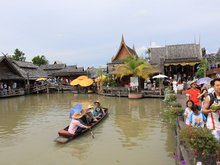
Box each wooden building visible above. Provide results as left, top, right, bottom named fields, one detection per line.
left=40, top=64, right=66, bottom=77
left=107, top=35, right=137, bottom=74
left=12, top=60, right=47, bottom=81
left=0, top=56, right=25, bottom=84
left=150, top=43, right=202, bottom=81
left=206, top=48, right=220, bottom=77
left=51, top=65, right=87, bottom=79
left=0, top=56, right=26, bottom=97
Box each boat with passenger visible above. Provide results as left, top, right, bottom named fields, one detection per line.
left=55, top=108, right=108, bottom=143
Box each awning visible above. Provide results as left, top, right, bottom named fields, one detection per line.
left=164, top=61, right=200, bottom=66
left=79, top=78, right=93, bottom=87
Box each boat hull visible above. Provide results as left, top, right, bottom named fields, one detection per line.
left=55, top=108, right=108, bottom=143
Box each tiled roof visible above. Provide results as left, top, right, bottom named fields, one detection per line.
left=150, top=44, right=202, bottom=65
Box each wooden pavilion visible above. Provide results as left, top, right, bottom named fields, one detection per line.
left=150, top=43, right=202, bottom=81
left=0, top=56, right=26, bottom=97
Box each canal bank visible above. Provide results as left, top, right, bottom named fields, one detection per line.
left=175, top=93, right=218, bottom=165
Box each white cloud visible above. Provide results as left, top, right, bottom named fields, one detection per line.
left=0, top=0, right=220, bottom=66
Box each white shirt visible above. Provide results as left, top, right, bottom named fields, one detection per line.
left=206, top=95, right=220, bottom=130
left=184, top=107, right=193, bottom=125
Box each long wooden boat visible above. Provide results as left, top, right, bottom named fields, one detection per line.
left=55, top=108, right=108, bottom=143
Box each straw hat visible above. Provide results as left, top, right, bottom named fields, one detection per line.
left=94, top=100, right=100, bottom=105
left=72, top=112, right=83, bottom=119
left=87, top=105, right=93, bottom=109
left=190, top=79, right=197, bottom=86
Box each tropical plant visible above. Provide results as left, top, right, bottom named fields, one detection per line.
left=180, top=127, right=219, bottom=161
left=11, top=48, right=26, bottom=61
left=32, top=55, right=48, bottom=66
left=195, top=58, right=208, bottom=78
left=115, top=55, right=154, bottom=80
left=96, top=66, right=104, bottom=77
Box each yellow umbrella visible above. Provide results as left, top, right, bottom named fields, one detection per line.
left=70, top=79, right=80, bottom=86
left=95, top=75, right=106, bottom=82
left=36, top=77, right=47, bottom=81
left=79, top=78, right=93, bottom=87
left=76, top=75, right=88, bottom=80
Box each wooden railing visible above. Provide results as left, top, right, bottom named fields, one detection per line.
left=31, top=85, right=48, bottom=93
left=102, top=86, right=128, bottom=97
left=0, top=88, right=25, bottom=98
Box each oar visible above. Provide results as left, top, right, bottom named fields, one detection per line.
left=85, top=117, right=95, bottom=139
left=89, top=127, right=95, bottom=139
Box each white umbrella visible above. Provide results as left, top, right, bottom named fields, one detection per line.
left=197, top=77, right=213, bottom=85
left=152, top=74, right=168, bottom=96
left=152, top=74, right=168, bottom=79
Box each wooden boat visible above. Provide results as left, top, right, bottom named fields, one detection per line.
left=55, top=108, right=108, bottom=143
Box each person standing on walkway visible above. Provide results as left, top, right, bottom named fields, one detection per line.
left=172, top=79, right=178, bottom=94
left=202, top=78, right=220, bottom=140
left=186, top=80, right=201, bottom=108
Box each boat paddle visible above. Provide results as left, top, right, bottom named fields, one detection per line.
left=89, top=127, right=95, bottom=139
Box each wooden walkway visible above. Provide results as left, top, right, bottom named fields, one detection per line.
left=101, top=87, right=164, bottom=98
left=31, top=84, right=73, bottom=94
left=0, top=88, right=25, bottom=98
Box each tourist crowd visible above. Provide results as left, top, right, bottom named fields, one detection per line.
left=183, top=78, right=220, bottom=140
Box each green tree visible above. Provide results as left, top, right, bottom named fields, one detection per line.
left=32, top=55, right=48, bottom=66
left=12, top=48, right=26, bottom=61
left=195, top=58, right=209, bottom=78
left=96, top=66, right=104, bottom=77
left=115, top=55, right=154, bottom=80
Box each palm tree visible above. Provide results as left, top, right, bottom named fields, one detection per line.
left=115, top=55, right=154, bottom=92
left=196, top=58, right=209, bottom=78
left=115, top=55, right=154, bottom=80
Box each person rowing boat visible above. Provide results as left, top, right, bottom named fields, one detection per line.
left=68, top=112, right=90, bottom=135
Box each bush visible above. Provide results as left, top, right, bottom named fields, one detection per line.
left=168, top=101, right=182, bottom=108
left=163, top=108, right=178, bottom=128
left=180, top=126, right=219, bottom=160
left=163, top=93, right=177, bottom=104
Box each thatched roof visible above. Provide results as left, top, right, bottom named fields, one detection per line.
left=12, top=61, right=47, bottom=80
left=150, top=43, right=202, bottom=65
left=40, top=64, right=66, bottom=76
left=13, top=60, right=38, bottom=69
left=51, top=65, right=86, bottom=77
left=40, top=64, right=66, bottom=70
left=0, top=56, right=24, bottom=80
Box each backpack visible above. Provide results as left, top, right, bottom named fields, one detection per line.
left=209, top=93, right=215, bottom=107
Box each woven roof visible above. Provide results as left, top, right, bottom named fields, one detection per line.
left=40, top=64, right=66, bottom=70
left=13, top=60, right=38, bottom=69
left=0, top=56, right=24, bottom=80
left=51, top=66, right=86, bottom=76
left=12, top=61, right=47, bottom=80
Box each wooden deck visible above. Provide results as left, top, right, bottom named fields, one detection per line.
left=101, top=87, right=164, bottom=98
left=0, top=88, right=25, bottom=98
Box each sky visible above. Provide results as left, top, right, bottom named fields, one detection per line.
left=0, top=0, right=220, bottom=67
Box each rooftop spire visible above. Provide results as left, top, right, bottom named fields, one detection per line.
left=132, top=44, right=136, bottom=51
left=121, top=34, right=125, bottom=43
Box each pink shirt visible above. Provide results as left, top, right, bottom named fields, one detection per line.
left=68, top=119, right=88, bottom=134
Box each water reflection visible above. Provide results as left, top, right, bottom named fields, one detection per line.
left=0, top=93, right=175, bottom=165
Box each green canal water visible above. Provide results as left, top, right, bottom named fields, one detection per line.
left=0, top=93, right=175, bottom=165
